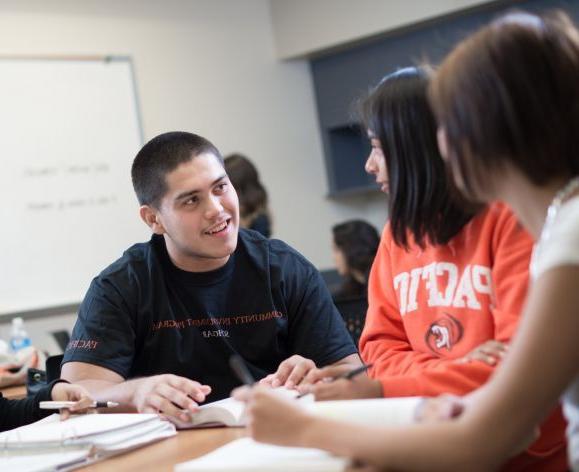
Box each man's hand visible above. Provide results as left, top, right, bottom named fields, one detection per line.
left=131, top=374, right=211, bottom=424
left=297, top=365, right=383, bottom=400
left=456, top=340, right=508, bottom=366
left=234, top=385, right=312, bottom=447
left=259, top=355, right=317, bottom=389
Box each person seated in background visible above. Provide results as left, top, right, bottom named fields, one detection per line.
left=298, top=66, right=567, bottom=469
left=224, top=153, right=272, bottom=238
left=0, top=336, right=45, bottom=388
left=0, top=356, right=37, bottom=389
left=331, top=220, right=379, bottom=300
left=235, top=11, right=579, bottom=470
left=61, top=132, right=360, bottom=424
left=0, top=379, right=92, bottom=432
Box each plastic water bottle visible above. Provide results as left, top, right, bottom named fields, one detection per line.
left=10, top=317, right=32, bottom=352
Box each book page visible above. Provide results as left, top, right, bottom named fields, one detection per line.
left=308, top=397, right=422, bottom=427
left=188, top=397, right=245, bottom=428
left=175, top=437, right=348, bottom=471
left=184, top=387, right=301, bottom=429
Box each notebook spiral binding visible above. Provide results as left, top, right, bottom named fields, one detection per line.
left=0, top=424, right=90, bottom=456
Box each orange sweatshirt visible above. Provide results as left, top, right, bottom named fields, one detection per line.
left=360, top=202, right=566, bottom=470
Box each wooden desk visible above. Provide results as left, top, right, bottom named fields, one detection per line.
left=0, top=383, right=27, bottom=399
left=79, top=427, right=246, bottom=471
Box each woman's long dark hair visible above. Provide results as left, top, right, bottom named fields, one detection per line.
left=359, top=67, right=480, bottom=250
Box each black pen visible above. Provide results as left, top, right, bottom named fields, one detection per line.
left=229, top=354, right=256, bottom=386
left=338, top=363, right=374, bottom=380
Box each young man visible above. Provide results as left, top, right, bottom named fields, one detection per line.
left=61, top=132, right=359, bottom=423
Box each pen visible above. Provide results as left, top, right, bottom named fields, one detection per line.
left=39, top=400, right=120, bottom=410
left=339, top=363, right=374, bottom=380
left=229, top=354, right=256, bottom=386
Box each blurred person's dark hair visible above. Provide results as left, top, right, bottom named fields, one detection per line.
left=359, top=66, right=480, bottom=250
left=224, top=153, right=271, bottom=237
left=429, top=11, right=579, bottom=201
left=332, top=220, right=380, bottom=299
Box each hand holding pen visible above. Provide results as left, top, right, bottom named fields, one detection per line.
left=329, top=363, right=374, bottom=381
left=295, top=363, right=373, bottom=398
left=43, top=382, right=99, bottom=420
left=296, top=363, right=382, bottom=401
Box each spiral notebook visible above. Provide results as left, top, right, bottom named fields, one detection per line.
left=0, top=413, right=176, bottom=471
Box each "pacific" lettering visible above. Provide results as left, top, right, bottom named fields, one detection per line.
left=393, top=263, right=492, bottom=315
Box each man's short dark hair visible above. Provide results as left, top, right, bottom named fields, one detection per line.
left=131, top=131, right=222, bottom=207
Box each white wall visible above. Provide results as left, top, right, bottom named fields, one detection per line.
left=270, top=0, right=493, bottom=58
left=0, top=0, right=387, bottom=271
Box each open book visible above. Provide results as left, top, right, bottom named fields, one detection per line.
left=183, top=391, right=421, bottom=429
left=184, top=387, right=302, bottom=429
left=176, top=396, right=423, bottom=471
left=185, top=396, right=246, bottom=428
left=0, top=413, right=176, bottom=471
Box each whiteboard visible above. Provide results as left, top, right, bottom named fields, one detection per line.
left=0, top=57, right=149, bottom=317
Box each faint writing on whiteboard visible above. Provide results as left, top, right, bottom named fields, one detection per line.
left=23, top=163, right=110, bottom=177
left=22, top=163, right=118, bottom=212
left=28, top=196, right=118, bottom=212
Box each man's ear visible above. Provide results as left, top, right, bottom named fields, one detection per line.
left=139, top=205, right=165, bottom=234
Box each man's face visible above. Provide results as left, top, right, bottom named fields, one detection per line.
left=144, top=153, right=240, bottom=272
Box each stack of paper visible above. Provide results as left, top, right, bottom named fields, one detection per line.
left=308, top=396, right=423, bottom=427
left=174, top=437, right=349, bottom=471
left=0, top=413, right=176, bottom=471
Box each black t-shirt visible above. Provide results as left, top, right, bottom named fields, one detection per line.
left=63, top=229, right=357, bottom=402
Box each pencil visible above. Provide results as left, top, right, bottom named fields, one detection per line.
left=229, top=354, right=256, bottom=386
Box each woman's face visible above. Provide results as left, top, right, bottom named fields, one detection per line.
left=332, top=243, right=349, bottom=276
left=365, top=134, right=389, bottom=193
